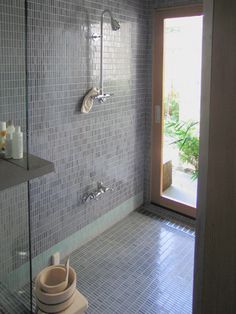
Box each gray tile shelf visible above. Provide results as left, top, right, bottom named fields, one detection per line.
left=0, top=154, right=54, bottom=191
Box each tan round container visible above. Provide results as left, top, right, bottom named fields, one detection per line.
left=35, top=266, right=76, bottom=305
left=36, top=290, right=75, bottom=313
left=39, top=266, right=68, bottom=293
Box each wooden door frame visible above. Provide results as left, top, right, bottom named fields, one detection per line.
left=151, top=4, right=203, bottom=218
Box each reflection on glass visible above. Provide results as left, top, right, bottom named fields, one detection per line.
left=162, top=16, right=203, bottom=208
left=0, top=0, right=28, bottom=169
left=0, top=1, right=31, bottom=312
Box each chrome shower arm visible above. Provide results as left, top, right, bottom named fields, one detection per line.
left=100, top=12, right=104, bottom=95
left=100, top=11, right=110, bottom=95
left=100, top=10, right=120, bottom=97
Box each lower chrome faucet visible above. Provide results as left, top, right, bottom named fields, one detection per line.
left=82, top=181, right=113, bottom=203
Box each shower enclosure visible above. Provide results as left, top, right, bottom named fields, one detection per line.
left=0, top=1, right=53, bottom=312
left=0, top=1, right=32, bottom=312
left=0, top=1, right=120, bottom=312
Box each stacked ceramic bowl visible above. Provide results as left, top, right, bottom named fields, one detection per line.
left=35, top=264, right=77, bottom=313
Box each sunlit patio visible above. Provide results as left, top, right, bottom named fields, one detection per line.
left=163, top=168, right=197, bottom=207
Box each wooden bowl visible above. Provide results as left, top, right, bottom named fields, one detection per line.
left=35, top=266, right=76, bottom=305
left=36, top=289, right=75, bottom=313
left=38, top=265, right=68, bottom=294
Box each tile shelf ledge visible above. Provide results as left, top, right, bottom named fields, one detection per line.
left=0, top=153, right=54, bottom=191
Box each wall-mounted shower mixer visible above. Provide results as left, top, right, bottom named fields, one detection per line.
left=94, top=93, right=114, bottom=103
left=81, top=10, right=120, bottom=112
left=90, top=33, right=102, bottom=40
left=82, top=182, right=113, bottom=203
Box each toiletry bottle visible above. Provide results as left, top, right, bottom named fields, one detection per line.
left=12, top=126, right=23, bottom=159
left=5, top=121, right=15, bottom=158
left=0, top=122, right=7, bottom=153
left=6, top=120, right=15, bottom=137
left=5, top=133, right=13, bottom=159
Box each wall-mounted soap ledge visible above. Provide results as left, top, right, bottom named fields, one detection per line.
left=0, top=153, right=54, bottom=191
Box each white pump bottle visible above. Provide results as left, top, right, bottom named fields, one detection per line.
left=12, top=126, right=23, bottom=159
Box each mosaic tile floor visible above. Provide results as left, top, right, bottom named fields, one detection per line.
left=71, top=208, right=195, bottom=314
left=0, top=282, right=30, bottom=314
left=1, top=208, right=194, bottom=313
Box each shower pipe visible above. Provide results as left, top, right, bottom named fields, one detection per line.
left=91, top=10, right=120, bottom=103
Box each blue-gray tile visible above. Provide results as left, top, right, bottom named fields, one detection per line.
left=70, top=209, right=195, bottom=314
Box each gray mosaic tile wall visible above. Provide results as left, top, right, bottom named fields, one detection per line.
left=0, top=0, right=31, bottom=292
left=27, top=0, right=153, bottom=259
left=0, top=0, right=202, bottom=284
left=0, top=0, right=152, bottom=283
left=0, top=0, right=26, bottom=127
left=0, top=183, right=30, bottom=276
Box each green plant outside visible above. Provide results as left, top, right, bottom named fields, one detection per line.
left=164, top=89, right=200, bottom=179
left=165, top=120, right=199, bottom=179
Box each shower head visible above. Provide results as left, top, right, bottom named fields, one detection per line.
left=101, top=9, right=120, bottom=31
left=111, top=18, right=120, bottom=31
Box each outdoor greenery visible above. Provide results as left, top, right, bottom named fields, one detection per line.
left=165, top=120, right=199, bottom=179
left=164, top=89, right=199, bottom=179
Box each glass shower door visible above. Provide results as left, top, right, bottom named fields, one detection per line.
left=0, top=184, right=31, bottom=313
left=0, top=0, right=32, bottom=312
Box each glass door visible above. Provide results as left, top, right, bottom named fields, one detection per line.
left=0, top=1, right=32, bottom=312
left=151, top=6, right=203, bottom=218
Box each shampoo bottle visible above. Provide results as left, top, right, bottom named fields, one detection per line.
left=12, top=126, right=23, bottom=159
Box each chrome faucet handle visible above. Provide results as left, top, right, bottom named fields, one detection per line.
left=82, top=193, right=89, bottom=203
left=106, top=186, right=114, bottom=192
left=97, top=181, right=104, bottom=188
left=90, top=33, right=102, bottom=40
left=95, top=93, right=114, bottom=103
left=94, top=189, right=104, bottom=200
left=82, top=192, right=95, bottom=203
left=82, top=182, right=113, bottom=203
left=97, top=181, right=113, bottom=192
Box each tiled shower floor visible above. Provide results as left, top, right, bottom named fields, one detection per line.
left=71, top=208, right=195, bottom=314
left=0, top=281, right=31, bottom=314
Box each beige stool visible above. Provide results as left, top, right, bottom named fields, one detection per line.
left=38, top=290, right=88, bottom=314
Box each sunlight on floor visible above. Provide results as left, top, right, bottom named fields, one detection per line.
left=163, top=170, right=197, bottom=207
